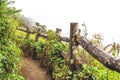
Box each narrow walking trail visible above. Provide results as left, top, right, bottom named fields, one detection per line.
left=21, top=56, right=51, bottom=80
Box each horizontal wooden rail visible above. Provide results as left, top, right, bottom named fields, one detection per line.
left=17, top=27, right=36, bottom=34
left=78, top=37, right=120, bottom=73
left=17, top=27, right=70, bottom=42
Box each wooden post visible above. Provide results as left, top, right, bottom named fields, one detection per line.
left=55, top=28, right=62, bottom=36
left=35, top=28, right=41, bottom=42
left=78, top=29, right=81, bottom=36
left=25, top=27, right=30, bottom=39
left=69, top=23, right=79, bottom=71
left=56, top=28, right=62, bottom=41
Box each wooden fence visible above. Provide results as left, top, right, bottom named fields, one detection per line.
left=17, top=23, right=120, bottom=73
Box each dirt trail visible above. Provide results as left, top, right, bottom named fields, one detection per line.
left=21, top=56, right=51, bottom=80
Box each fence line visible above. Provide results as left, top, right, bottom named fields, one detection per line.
left=17, top=23, right=120, bottom=73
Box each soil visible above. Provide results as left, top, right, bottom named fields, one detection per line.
left=21, top=56, right=51, bottom=80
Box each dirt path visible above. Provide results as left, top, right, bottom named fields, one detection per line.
left=21, top=56, right=51, bottom=80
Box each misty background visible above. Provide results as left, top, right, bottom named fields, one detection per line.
left=13, top=0, right=120, bottom=45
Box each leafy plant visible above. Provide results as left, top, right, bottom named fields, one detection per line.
left=0, top=0, right=24, bottom=79
left=0, top=39, right=24, bottom=80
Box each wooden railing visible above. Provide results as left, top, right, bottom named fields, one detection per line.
left=17, top=23, right=120, bottom=73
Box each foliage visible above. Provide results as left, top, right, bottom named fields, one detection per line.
left=35, top=22, right=47, bottom=33
left=50, top=42, right=69, bottom=79
left=12, top=4, right=120, bottom=79
left=37, top=30, right=70, bottom=79
left=19, top=28, right=120, bottom=80
left=1, top=0, right=119, bottom=80
left=0, top=0, right=24, bottom=79
left=77, top=33, right=120, bottom=80
left=0, top=0, right=21, bottom=39
left=16, top=28, right=70, bottom=79
left=0, top=39, right=24, bottom=80
left=16, top=25, right=120, bottom=80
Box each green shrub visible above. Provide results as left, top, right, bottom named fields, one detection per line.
left=0, top=0, right=24, bottom=79
left=0, top=39, right=24, bottom=80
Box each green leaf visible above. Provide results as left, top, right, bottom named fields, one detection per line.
left=0, top=63, right=3, bottom=67
left=68, top=70, right=73, bottom=75
left=73, top=73, right=78, bottom=77
left=0, top=54, right=3, bottom=62
left=92, top=76, right=96, bottom=80
left=73, top=77, right=78, bottom=80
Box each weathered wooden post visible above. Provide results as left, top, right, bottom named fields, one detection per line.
left=25, top=27, right=30, bottom=39
left=35, top=28, right=41, bottom=42
left=55, top=28, right=62, bottom=37
left=69, top=23, right=79, bottom=71
left=55, top=28, right=62, bottom=42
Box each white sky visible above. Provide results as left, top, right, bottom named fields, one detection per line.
left=13, top=0, right=120, bottom=45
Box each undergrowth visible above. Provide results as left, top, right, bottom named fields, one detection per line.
left=0, top=39, right=24, bottom=80
left=18, top=29, right=120, bottom=80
